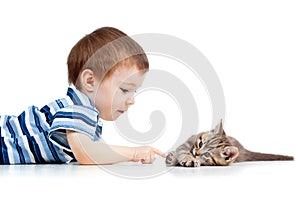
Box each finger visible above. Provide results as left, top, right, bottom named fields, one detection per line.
left=153, top=148, right=167, bottom=158
left=141, top=158, right=150, bottom=164
left=150, top=152, right=155, bottom=163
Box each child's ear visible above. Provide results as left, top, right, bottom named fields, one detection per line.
left=79, top=69, right=96, bottom=92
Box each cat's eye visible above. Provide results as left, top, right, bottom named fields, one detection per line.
left=203, top=152, right=210, bottom=157
left=198, top=141, right=203, bottom=148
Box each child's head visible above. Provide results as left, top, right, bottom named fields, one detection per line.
left=67, top=27, right=149, bottom=121
left=67, top=27, right=149, bottom=87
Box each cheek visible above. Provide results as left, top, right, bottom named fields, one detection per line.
left=213, top=155, right=229, bottom=166
left=200, top=158, right=211, bottom=166
left=111, top=90, right=126, bottom=106
left=94, top=88, right=114, bottom=110
left=195, top=150, right=202, bottom=156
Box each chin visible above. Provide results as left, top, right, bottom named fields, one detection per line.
left=100, top=111, right=123, bottom=121
left=110, top=113, right=122, bottom=121
left=100, top=114, right=115, bottom=121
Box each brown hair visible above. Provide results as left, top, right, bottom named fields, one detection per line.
left=67, top=27, right=149, bottom=86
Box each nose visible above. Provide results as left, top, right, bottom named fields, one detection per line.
left=126, top=97, right=135, bottom=106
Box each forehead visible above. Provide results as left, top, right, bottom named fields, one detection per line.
left=112, top=65, right=146, bottom=86
left=200, top=132, right=209, bottom=139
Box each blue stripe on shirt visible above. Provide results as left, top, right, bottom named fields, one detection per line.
left=0, top=86, right=102, bottom=164
left=0, top=127, right=5, bottom=163
left=67, top=88, right=82, bottom=106
left=42, top=131, right=62, bottom=163
left=53, top=111, right=97, bottom=127
left=56, top=99, right=64, bottom=108
left=6, top=117, right=25, bottom=164
left=19, top=109, right=49, bottom=163
left=0, top=137, right=7, bottom=163
left=40, top=105, right=53, bottom=125
left=18, top=112, right=39, bottom=163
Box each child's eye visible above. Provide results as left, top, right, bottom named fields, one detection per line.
left=120, top=88, right=129, bottom=93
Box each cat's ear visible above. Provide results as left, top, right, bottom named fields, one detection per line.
left=213, top=119, right=226, bottom=136
left=220, top=146, right=239, bottom=162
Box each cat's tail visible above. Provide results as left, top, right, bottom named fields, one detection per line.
left=165, top=151, right=179, bottom=166
left=236, top=150, right=294, bottom=162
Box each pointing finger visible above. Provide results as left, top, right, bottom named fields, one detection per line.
left=153, top=148, right=166, bottom=158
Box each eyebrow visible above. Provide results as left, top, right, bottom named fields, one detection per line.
left=122, top=82, right=137, bottom=87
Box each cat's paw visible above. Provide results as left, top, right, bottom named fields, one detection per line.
left=165, top=151, right=178, bottom=166
left=180, top=156, right=201, bottom=167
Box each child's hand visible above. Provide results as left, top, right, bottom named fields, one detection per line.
left=132, top=146, right=166, bottom=164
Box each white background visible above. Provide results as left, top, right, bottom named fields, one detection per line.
left=0, top=0, right=299, bottom=209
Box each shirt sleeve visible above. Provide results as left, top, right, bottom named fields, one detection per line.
left=48, top=105, right=102, bottom=152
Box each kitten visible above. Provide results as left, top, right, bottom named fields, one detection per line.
left=166, top=120, right=294, bottom=167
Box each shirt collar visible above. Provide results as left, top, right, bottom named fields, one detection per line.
left=66, top=85, right=95, bottom=108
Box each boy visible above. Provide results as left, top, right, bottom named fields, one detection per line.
left=0, top=27, right=166, bottom=164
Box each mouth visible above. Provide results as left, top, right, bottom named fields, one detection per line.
left=117, top=110, right=127, bottom=114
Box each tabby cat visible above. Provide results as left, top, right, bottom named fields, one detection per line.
left=166, top=120, right=294, bottom=167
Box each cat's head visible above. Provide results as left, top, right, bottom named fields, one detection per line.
left=192, top=120, right=239, bottom=166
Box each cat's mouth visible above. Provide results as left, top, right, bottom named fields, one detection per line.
left=225, top=157, right=230, bottom=161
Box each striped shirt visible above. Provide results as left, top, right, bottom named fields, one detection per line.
left=0, top=86, right=103, bottom=164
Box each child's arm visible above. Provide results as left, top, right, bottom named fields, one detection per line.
left=66, top=130, right=166, bottom=165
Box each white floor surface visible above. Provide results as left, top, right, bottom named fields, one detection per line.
left=0, top=159, right=298, bottom=210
